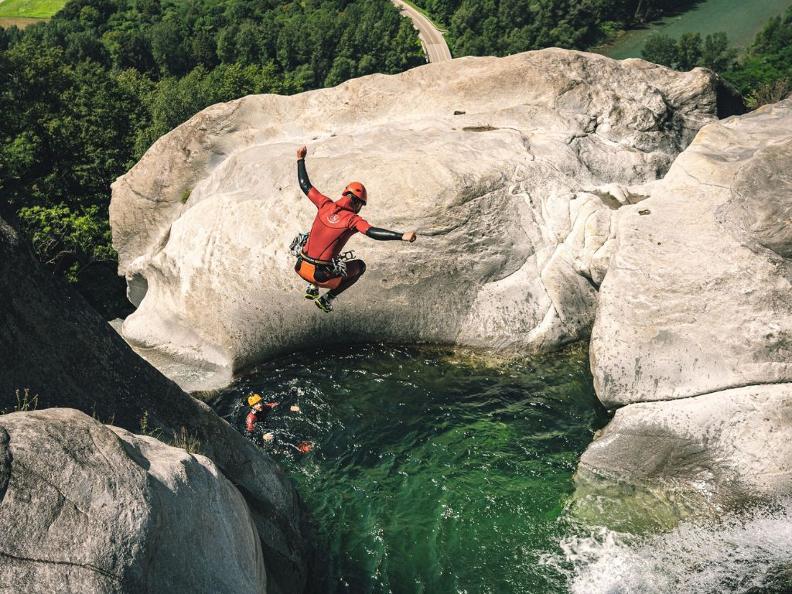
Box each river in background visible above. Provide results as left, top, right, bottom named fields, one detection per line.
left=211, top=344, right=792, bottom=593
left=597, top=0, right=792, bottom=59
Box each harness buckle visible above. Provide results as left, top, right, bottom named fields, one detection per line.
left=289, top=232, right=309, bottom=257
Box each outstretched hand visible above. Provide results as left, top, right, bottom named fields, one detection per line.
left=402, top=231, right=417, bottom=242
left=296, top=145, right=307, bottom=159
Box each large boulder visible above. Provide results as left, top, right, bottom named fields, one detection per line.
left=0, top=409, right=265, bottom=593
left=578, top=98, right=792, bottom=512
left=0, top=218, right=309, bottom=593
left=590, top=98, right=792, bottom=407
left=110, top=49, right=735, bottom=386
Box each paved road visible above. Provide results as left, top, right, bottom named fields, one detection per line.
left=392, top=0, right=452, bottom=63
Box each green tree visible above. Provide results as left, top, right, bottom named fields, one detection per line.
left=17, top=204, right=115, bottom=282
left=724, top=7, right=792, bottom=100
left=103, top=30, right=155, bottom=72
left=150, top=15, right=190, bottom=75
left=324, top=56, right=356, bottom=87
left=700, top=32, right=737, bottom=72
left=191, top=28, right=218, bottom=68
left=675, top=31, right=702, bottom=70
left=641, top=32, right=677, bottom=67
left=136, top=0, right=161, bottom=20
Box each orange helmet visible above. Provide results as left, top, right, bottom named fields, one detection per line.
left=343, top=182, right=367, bottom=203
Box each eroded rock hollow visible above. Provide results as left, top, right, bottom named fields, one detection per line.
left=111, top=49, right=732, bottom=386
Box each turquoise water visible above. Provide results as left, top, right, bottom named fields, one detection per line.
left=598, top=0, right=792, bottom=59
left=213, top=344, right=607, bottom=593
left=212, top=344, right=792, bottom=593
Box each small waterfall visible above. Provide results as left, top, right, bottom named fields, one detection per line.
left=545, top=498, right=792, bottom=594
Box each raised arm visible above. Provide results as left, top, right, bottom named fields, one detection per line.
left=297, top=148, right=312, bottom=196
left=296, top=145, right=330, bottom=208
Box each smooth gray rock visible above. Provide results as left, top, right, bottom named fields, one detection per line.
left=110, top=49, right=732, bottom=387
left=591, top=98, right=792, bottom=408
left=578, top=384, right=792, bottom=502
left=0, top=409, right=265, bottom=594
left=578, top=98, right=792, bottom=512
left=0, top=217, right=309, bottom=593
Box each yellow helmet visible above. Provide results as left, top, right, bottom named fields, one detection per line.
left=248, top=394, right=263, bottom=407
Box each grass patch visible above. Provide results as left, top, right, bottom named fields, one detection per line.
left=2, top=388, right=39, bottom=414
left=171, top=426, right=204, bottom=455
left=139, top=412, right=204, bottom=456
left=0, top=0, right=66, bottom=19
left=14, top=388, right=38, bottom=412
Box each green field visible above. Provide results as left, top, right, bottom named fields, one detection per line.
left=0, top=0, right=66, bottom=19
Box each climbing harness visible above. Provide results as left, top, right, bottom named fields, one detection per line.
left=289, top=232, right=309, bottom=257
left=329, top=250, right=356, bottom=277
left=289, top=231, right=355, bottom=279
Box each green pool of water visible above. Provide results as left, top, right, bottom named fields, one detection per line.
left=213, top=343, right=608, bottom=593
left=598, top=0, right=792, bottom=59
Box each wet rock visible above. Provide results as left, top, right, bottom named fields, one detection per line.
left=578, top=384, right=792, bottom=509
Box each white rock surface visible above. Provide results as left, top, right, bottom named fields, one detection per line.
left=591, top=98, right=792, bottom=408
left=578, top=383, right=792, bottom=503
left=110, top=49, right=726, bottom=385
left=0, top=408, right=266, bottom=594
left=578, top=98, right=792, bottom=508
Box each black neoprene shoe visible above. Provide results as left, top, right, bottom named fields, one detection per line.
left=315, top=296, right=333, bottom=313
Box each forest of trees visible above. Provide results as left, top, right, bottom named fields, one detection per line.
left=409, top=0, right=701, bottom=56
left=0, top=0, right=424, bottom=315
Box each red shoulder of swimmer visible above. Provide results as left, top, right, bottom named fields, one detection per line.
left=245, top=402, right=277, bottom=433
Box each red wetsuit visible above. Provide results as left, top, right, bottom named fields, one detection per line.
left=245, top=402, right=277, bottom=434
left=295, top=157, right=404, bottom=296
left=303, top=187, right=371, bottom=261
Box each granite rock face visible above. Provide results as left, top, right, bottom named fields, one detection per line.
left=0, top=217, right=309, bottom=593
left=110, top=49, right=731, bottom=386
left=0, top=409, right=265, bottom=594
left=578, top=385, right=792, bottom=511
left=590, top=98, right=792, bottom=408
left=579, top=98, right=792, bottom=508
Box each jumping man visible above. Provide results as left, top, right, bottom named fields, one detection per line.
left=294, top=145, right=417, bottom=312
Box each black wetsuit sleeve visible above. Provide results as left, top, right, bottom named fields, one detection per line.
left=297, top=159, right=312, bottom=195
left=365, top=227, right=403, bottom=240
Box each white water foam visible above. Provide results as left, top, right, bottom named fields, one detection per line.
left=543, top=498, right=792, bottom=594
